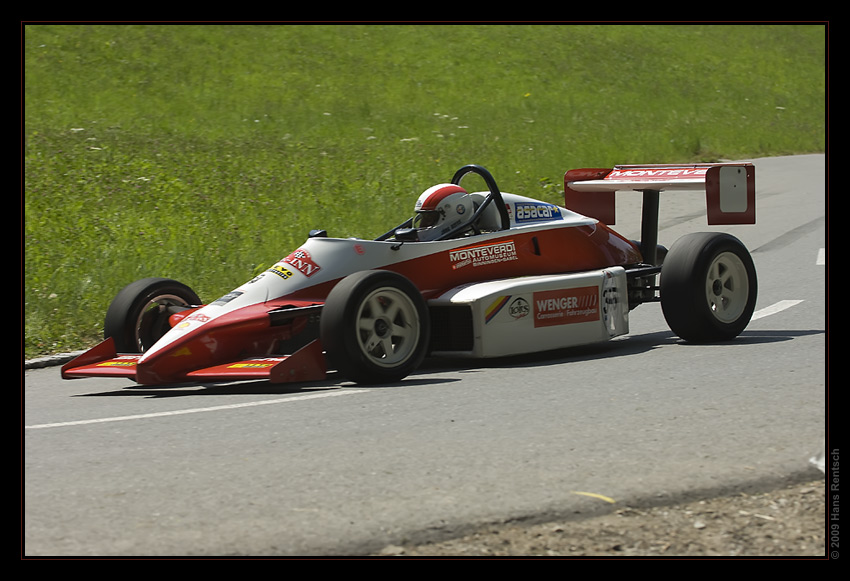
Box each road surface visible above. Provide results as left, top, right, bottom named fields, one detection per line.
left=24, top=155, right=826, bottom=556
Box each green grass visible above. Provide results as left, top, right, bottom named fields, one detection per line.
left=23, top=23, right=826, bottom=358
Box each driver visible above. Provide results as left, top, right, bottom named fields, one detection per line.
left=408, top=184, right=477, bottom=241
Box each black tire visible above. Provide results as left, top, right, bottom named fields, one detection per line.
left=104, top=278, right=201, bottom=353
left=660, top=232, right=757, bottom=342
left=320, top=270, right=430, bottom=384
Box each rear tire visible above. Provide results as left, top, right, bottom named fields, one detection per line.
left=660, top=233, right=757, bottom=342
left=320, top=270, right=429, bottom=384
left=104, top=278, right=201, bottom=353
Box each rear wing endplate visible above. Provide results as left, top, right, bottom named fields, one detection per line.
left=564, top=163, right=755, bottom=226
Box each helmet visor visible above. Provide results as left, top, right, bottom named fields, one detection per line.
left=413, top=209, right=442, bottom=229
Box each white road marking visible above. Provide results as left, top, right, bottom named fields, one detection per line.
left=750, top=300, right=804, bottom=321
left=25, top=389, right=368, bottom=430
left=817, top=247, right=825, bottom=265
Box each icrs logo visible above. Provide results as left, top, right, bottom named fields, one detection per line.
left=515, top=202, right=562, bottom=223
left=509, top=297, right=530, bottom=319
left=484, top=295, right=530, bottom=324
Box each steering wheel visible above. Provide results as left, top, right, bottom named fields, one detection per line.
left=438, top=165, right=511, bottom=240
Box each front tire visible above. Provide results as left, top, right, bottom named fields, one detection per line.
left=104, top=278, right=201, bottom=353
left=660, top=232, right=757, bottom=342
left=320, top=270, right=430, bottom=384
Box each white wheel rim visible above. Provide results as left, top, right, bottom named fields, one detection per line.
left=355, top=287, right=420, bottom=367
left=704, top=252, right=749, bottom=323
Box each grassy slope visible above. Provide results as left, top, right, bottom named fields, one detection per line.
left=23, top=24, right=826, bottom=357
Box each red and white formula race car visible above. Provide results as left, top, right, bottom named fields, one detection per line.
left=62, top=163, right=757, bottom=386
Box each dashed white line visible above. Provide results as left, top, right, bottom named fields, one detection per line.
left=25, top=389, right=369, bottom=430
left=817, top=247, right=825, bottom=265
left=750, top=300, right=804, bottom=321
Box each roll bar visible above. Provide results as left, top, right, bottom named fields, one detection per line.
left=449, top=164, right=512, bottom=234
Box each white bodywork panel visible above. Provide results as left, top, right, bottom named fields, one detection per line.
left=429, top=267, right=629, bottom=358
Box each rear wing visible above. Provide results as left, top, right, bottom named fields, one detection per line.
left=564, top=163, right=755, bottom=265
left=564, top=163, right=755, bottom=226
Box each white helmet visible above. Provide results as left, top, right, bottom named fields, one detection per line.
left=411, top=184, right=474, bottom=241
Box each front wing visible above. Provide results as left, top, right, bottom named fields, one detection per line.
left=61, top=337, right=327, bottom=384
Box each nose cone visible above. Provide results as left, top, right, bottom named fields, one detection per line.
left=134, top=302, right=285, bottom=384
left=134, top=335, right=210, bottom=385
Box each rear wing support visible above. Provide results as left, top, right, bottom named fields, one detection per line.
left=565, top=163, right=755, bottom=265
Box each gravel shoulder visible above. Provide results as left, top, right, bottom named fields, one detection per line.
left=374, top=477, right=827, bottom=558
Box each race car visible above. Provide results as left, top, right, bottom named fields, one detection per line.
left=62, top=163, right=757, bottom=386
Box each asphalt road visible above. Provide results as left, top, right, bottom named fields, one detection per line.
left=23, top=154, right=826, bottom=557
